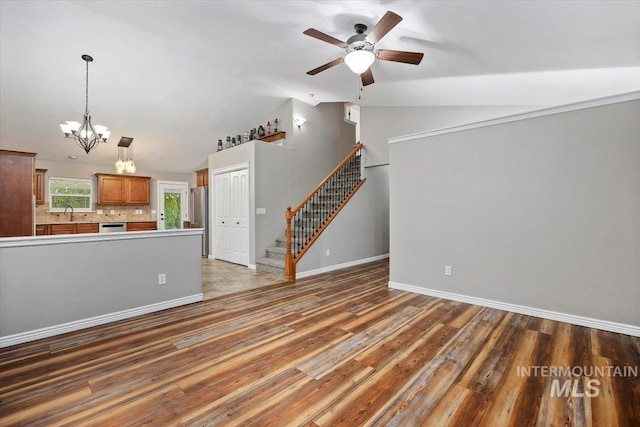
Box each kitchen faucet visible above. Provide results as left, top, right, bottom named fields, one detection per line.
left=64, top=205, right=74, bottom=222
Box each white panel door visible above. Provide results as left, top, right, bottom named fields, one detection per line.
left=213, top=167, right=249, bottom=265
left=229, top=169, right=249, bottom=265
left=157, top=181, right=189, bottom=230
left=214, top=172, right=230, bottom=261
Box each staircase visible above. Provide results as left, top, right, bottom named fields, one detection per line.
left=256, top=143, right=365, bottom=279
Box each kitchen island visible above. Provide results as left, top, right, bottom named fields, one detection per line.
left=0, top=228, right=203, bottom=347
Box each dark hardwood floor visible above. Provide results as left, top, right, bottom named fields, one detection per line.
left=1, top=260, right=638, bottom=426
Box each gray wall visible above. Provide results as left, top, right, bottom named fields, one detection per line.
left=0, top=232, right=203, bottom=337
left=37, top=158, right=194, bottom=186
left=254, top=142, right=294, bottom=265
left=361, top=105, right=539, bottom=167
left=36, top=158, right=194, bottom=202
left=257, top=100, right=357, bottom=268
left=389, top=99, right=640, bottom=326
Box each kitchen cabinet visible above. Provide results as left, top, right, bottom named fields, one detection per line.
left=0, top=150, right=36, bottom=237
left=44, top=223, right=99, bottom=235
left=75, top=223, right=99, bottom=234
left=35, top=168, right=47, bottom=205
left=96, top=174, right=151, bottom=205
left=196, top=168, right=208, bottom=187
left=50, top=223, right=77, bottom=235
left=127, top=221, right=157, bottom=232
left=126, top=177, right=151, bottom=204
left=36, top=224, right=50, bottom=236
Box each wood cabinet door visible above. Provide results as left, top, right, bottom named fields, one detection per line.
left=126, top=177, right=150, bottom=204
left=35, top=169, right=47, bottom=205
left=196, top=169, right=208, bottom=187
left=127, top=221, right=157, bottom=232
left=50, top=223, right=76, bottom=235
left=97, top=175, right=125, bottom=204
left=0, top=150, right=36, bottom=237
left=75, top=223, right=99, bottom=234
left=35, top=224, right=50, bottom=235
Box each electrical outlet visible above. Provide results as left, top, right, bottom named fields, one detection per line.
left=445, top=266, right=452, bottom=276
left=96, top=209, right=103, bottom=215
left=158, top=273, right=166, bottom=285
left=326, top=249, right=330, bottom=257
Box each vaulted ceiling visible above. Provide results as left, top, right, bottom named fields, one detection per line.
left=1, top=1, right=639, bottom=173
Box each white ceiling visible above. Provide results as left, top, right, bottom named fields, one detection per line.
left=1, top=0, right=639, bottom=173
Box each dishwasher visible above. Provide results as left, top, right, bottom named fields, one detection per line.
left=99, top=222, right=127, bottom=233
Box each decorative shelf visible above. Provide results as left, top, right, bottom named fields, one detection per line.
left=258, top=131, right=286, bottom=143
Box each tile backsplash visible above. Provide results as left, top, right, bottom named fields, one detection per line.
left=36, top=203, right=154, bottom=224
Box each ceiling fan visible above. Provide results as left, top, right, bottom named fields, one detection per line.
left=304, top=11, right=424, bottom=87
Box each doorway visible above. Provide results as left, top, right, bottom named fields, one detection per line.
left=212, top=165, right=249, bottom=265
left=157, top=181, right=189, bottom=230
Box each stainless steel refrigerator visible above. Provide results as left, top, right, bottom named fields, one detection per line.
left=189, top=187, right=209, bottom=257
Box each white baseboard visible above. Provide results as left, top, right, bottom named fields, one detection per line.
left=247, top=264, right=256, bottom=270
left=0, top=294, right=204, bottom=348
left=389, top=282, right=640, bottom=337
left=297, top=254, right=389, bottom=279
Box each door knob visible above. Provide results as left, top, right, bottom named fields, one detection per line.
left=237, top=222, right=239, bottom=225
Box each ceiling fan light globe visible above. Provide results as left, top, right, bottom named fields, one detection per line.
left=344, top=50, right=375, bottom=75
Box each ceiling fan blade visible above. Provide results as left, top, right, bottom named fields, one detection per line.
left=365, top=11, right=402, bottom=44
left=307, top=57, right=344, bottom=75
left=303, top=28, right=347, bottom=49
left=361, top=68, right=374, bottom=86
left=376, top=49, right=424, bottom=65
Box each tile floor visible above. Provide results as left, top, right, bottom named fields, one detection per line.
left=201, top=258, right=286, bottom=299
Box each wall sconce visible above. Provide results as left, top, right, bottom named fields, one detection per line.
left=294, top=117, right=307, bottom=128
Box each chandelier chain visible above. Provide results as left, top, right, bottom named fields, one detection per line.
left=85, top=58, right=89, bottom=115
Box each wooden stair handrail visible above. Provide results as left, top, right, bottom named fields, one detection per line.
left=292, top=178, right=366, bottom=263
left=285, top=143, right=364, bottom=281
left=290, top=143, right=362, bottom=216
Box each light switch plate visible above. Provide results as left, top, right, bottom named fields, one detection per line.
left=256, top=208, right=266, bottom=215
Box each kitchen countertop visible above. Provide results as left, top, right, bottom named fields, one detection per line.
left=36, top=220, right=157, bottom=225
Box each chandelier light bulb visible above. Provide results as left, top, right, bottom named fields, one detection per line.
left=115, top=159, right=125, bottom=174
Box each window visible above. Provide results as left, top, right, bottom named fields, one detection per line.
left=49, top=177, right=93, bottom=211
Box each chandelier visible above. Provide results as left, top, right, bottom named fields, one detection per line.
left=59, top=54, right=110, bottom=154
left=115, top=137, right=136, bottom=174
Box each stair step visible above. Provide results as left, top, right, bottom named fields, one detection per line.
left=310, top=200, right=339, bottom=206
left=266, top=246, right=286, bottom=260
left=256, top=257, right=284, bottom=268
left=276, top=236, right=306, bottom=248
left=256, top=257, right=285, bottom=275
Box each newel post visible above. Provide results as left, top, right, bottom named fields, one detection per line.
left=285, top=206, right=295, bottom=281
